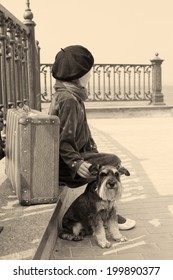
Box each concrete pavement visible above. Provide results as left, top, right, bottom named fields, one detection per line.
left=51, top=116, right=173, bottom=260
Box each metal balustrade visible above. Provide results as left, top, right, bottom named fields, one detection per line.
left=89, top=64, right=152, bottom=101
left=40, top=56, right=164, bottom=104
left=0, top=1, right=41, bottom=113
left=0, top=1, right=41, bottom=156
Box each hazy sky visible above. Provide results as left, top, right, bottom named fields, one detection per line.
left=1, top=0, right=173, bottom=85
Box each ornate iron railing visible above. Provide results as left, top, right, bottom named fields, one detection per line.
left=89, top=64, right=152, bottom=101
left=0, top=8, right=29, bottom=110
left=0, top=2, right=41, bottom=112
left=0, top=1, right=41, bottom=157
left=40, top=57, right=164, bottom=104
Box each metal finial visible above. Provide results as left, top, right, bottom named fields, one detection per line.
left=154, top=53, right=163, bottom=61
left=150, top=53, right=164, bottom=63
left=23, top=0, right=34, bottom=22
left=26, top=0, right=31, bottom=9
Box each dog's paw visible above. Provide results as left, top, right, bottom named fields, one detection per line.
left=98, top=240, right=112, bottom=248
left=73, top=235, right=84, bottom=241
left=59, top=233, right=74, bottom=241
left=114, top=235, right=127, bottom=242
left=59, top=232, right=84, bottom=241
left=119, top=235, right=127, bottom=242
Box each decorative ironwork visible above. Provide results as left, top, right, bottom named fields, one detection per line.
left=40, top=63, right=153, bottom=102
left=40, top=64, right=53, bottom=102
left=23, top=0, right=34, bottom=23
left=0, top=6, right=30, bottom=110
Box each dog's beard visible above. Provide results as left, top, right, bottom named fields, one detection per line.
left=97, top=177, right=122, bottom=201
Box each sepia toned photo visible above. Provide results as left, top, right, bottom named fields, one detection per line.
left=0, top=1, right=173, bottom=273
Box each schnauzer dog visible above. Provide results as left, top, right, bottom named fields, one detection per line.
left=59, top=164, right=130, bottom=248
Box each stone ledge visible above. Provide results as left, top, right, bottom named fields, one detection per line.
left=86, top=105, right=173, bottom=118
left=33, top=199, right=61, bottom=260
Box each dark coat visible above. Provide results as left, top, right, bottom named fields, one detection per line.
left=49, top=80, right=98, bottom=178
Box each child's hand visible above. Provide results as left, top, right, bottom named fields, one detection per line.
left=77, top=161, right=92, bottom=178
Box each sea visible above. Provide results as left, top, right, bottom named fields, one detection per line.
left=162, top=84, right=173, bottom=105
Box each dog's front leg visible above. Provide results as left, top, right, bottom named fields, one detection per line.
left=108, top=208, right=127, bottom=242
left=89, top=213, right=111, bottom=248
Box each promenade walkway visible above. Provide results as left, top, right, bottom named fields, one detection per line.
left=51, top=116, right=173, bottom=260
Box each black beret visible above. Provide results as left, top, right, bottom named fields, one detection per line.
left=52, top=45, right=94, bottom=81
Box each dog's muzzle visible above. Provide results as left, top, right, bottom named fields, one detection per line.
left=105, top=170, right=120, bottom=189
left=106, top=178, right=118, bottom=189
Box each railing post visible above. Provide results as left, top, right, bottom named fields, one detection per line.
left=0, top=12, right=8, bottom=112
left=150, top=53, right=165, bottom=105
left=23, top=0, right=41, bottom=110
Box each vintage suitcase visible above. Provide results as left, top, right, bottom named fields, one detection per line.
left=5, top=108, right=60, bottom=206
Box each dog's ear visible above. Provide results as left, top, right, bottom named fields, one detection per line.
left=118, top=166, right=130, bottom=176
left=89, top=163, right=102, bottom=176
